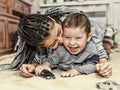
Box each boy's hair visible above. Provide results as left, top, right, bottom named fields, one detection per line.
left=62, top=13, right=91, bottom=35
left=17, top=13, right=55, bottom=46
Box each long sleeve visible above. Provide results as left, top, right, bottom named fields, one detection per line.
left=72, top=55, right=99, bottom=74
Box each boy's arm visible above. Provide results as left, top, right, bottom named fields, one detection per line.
left=90, top=21, right=112, bottom=77
left=71, top=55, right=99, bottom=74
left=72, top=64, right=96, bottom=74
left=99, top=58, right=107, bottom=63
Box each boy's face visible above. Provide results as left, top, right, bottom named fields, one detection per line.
left=63, top=27, right=92, bottom=55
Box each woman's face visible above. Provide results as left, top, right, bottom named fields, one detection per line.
left=44, top=23, right=63, bottom=49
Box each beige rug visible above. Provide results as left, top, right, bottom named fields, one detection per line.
left=0, top=48, right=120, bottom=90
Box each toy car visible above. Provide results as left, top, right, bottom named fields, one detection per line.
left=96, top=80, right=120, bottom=90
left=40, top=69, right=56, bottom=79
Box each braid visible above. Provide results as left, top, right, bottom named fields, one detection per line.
left=45, top=6, right=81, bottom=22
left=17, top=13, right=54, bottom=46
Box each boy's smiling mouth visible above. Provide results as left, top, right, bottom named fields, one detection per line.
left=69, top=47, right=79, bottom=54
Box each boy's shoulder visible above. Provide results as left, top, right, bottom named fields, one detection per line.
left=56, top=45, right=67, bottom=52
left=55, top=45, right=68, bottom=57
left=87, top=40, right=96, bottom=47
left=57, top=45, right=65, bottom=49
left=85, top=40, right=97, bottom=53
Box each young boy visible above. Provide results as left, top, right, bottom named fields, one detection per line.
left=45, top=6, right=112, bottom=77
left=34, top=12, right=99, bottom=77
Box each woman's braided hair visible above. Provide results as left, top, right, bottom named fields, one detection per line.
left=45, top=6, right=81, bottom=22
left=17, top=12, right=54, bottom=46
left=45, top=6, right=83, bottom=22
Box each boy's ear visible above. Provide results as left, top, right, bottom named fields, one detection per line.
left=87, top=32, right=92, bottom=42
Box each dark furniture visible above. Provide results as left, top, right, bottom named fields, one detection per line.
left=0, top=0, right=31, bottom=54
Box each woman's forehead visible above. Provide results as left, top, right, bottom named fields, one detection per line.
left=50, top=23, right=62, bottom=36
left=44, top=23, right=61, bottom=41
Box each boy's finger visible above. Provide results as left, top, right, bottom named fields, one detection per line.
left=95, top=64, right=100, bottom=71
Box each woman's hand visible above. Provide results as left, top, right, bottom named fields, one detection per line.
left=19, top=64, right=36, bottom=78
left=35, top=62, right=51, bottom=76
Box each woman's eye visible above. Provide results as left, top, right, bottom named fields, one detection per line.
left=49, top=40, right=57, bottom=47
left=63, top=35, right=70, bottom=38
left=76, top=37, right=81, bottom=39
left=64, top=36, right=70, bottom=39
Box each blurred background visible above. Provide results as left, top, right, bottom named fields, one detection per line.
left=0, top=0, right=120, bottom=55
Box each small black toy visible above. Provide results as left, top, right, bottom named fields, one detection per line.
left=40, top=70, right=56, bottom=79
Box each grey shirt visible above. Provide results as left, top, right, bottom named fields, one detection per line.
left=42, top=41, right=99, bottom=74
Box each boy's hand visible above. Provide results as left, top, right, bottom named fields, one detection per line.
left=61, top=69, right=79, bottom=77
left=96, top=58, right=112, bottom=78
left=20, top=64, right=36, bottom=78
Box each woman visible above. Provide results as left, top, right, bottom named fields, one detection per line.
left=0, top=12, right=63, bottom=71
